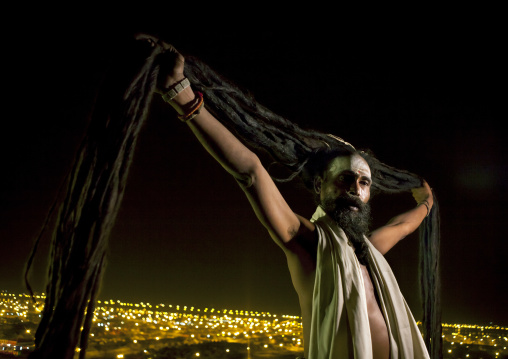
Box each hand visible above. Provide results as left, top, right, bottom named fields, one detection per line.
left=411, top=180, right=433, bottom=208
left=135, top=33, right=196, bottom=114
left=134, top=33, right=186, bottom=92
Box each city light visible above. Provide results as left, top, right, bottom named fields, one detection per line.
left=0, top=291, right=506, bottom=358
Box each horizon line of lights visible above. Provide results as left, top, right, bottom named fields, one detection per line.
left=1, top=291, right=506, bottom=330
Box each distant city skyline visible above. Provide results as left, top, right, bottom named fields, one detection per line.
left=1, top=291, right=506, bottom=358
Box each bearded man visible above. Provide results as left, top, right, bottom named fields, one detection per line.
left=143, top=35, right=434, bottom=359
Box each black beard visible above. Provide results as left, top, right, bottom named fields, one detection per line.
left=320, top=194, right=372, bottom=265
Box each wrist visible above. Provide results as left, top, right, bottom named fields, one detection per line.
left=417, top=201, right=430, bottom=217
left=420, top=194, right=433, bottom=209
left=159, top=77, right=197, bottom=115
left=160, top=72, right=186, bottom=90
left=176, top=91, right=204, bottom=122
left=169, top=87, right=197, bottom=115
left=417, top=196, right=433, bottom=217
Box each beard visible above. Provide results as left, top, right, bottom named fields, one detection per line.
left=320, top=194, right=372, bottom=265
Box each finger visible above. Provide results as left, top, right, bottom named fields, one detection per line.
left=134, top=33, right=160, bottom=47
left=134, top=33, right=179, bottom=54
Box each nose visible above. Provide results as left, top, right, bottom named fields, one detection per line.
left=348, top=181, right=360, bottom=196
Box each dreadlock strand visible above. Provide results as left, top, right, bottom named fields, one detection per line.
left=420, top=193, right=442, bottom=358
left=28, top=38, right=159, bottom=359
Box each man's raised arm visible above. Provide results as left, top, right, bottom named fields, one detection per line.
left=144, top=36, right=315, bottom=248
left=368, top=181, right=433, bottom=254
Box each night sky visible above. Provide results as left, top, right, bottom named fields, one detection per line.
left=1, top=15, right=506, bottom=326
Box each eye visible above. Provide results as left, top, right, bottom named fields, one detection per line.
left=337, top=174, right=352, bottom=184
left=360, top=180, right=371, bottom=187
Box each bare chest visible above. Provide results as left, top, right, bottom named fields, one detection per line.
left=360, top=264, right=390, bottom=359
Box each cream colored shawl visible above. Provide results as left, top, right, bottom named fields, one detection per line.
left=308, top=206, right=429, bottom=359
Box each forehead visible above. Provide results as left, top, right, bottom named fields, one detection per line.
left=325, top=154, right=371, bottom=178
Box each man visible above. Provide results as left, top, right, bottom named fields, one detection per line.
left=143, top=35, right=433, bottom=358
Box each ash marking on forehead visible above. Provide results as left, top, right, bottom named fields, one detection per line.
left=326, top=154, right=371, bottom=178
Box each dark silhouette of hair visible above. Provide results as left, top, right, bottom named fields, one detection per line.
left=26, top=38, right=163, bottom=359
left=26, top=36, right=442, bottom=359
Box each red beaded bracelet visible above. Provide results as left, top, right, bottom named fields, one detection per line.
left=178, top=91, right=204, bottom=122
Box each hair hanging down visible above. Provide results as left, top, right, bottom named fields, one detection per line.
left=26, top=36, right=441, bottom=359
left=26, top=39, right=164, bottom=359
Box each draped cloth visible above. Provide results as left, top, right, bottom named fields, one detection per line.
left=308, top=206, right=430, bottom=359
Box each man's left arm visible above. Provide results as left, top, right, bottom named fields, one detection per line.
left=368, top=181, right=433, bottom=255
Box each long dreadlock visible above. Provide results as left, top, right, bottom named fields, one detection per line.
left=26, top=35, right=441, bottom=358
left=26, top=39, right=163, bottom=359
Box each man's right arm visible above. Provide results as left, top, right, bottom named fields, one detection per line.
left=151, top=37, right=316, bottom=251
left=186, top=106, right=316, bottom=246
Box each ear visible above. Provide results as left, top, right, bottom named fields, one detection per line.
left=314, top=176, right=323, bottom=194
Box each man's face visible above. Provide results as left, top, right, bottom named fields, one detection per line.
left=315, top=154, right=372, bottom=233
left=316, top=153, right=372, bottom=206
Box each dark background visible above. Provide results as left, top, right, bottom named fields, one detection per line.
left=1, top=11, right=506, bottom=326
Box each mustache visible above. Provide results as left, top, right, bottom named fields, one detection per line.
left=334, top=194, right=366, bottom=211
